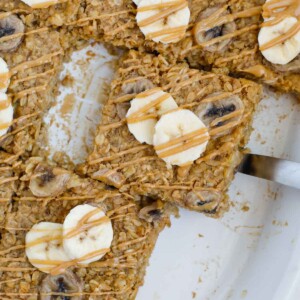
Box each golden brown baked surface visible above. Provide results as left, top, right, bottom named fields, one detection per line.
left=86, top=50, right=262, bottom=216
left=2, top=0, right=298, bottom=95
left=0, top=158, right=173, bottom=300
left=0, top=28, right=64, bottom=156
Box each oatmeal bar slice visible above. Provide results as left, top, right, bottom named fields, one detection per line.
left=0, top=158, right=173, bottom=299
left=4, top=1, right=298, bottom=95
left=0, top=22, right=64, bottom=157
left=87, top=50, right=262, bottom=216
left=0, top=151, right=20, bottom=227
left=74, top=0, right=298, bottom=96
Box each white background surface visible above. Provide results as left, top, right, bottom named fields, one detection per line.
left=45, top=45, right=300, bottom=300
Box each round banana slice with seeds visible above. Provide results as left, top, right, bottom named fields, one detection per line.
left=126, top=88, right=178, bottom=145
left=136, top=0, right=190, bottom=44
left=26, top=222, right=70, bottom=273
left=0, top=92, right=13, bottom=138
left=153, top=109, right=209, bottom=167
left=0, top=58, right=10, bottom=93
left=63, top=204, right=113, bottom=265
left=258, top=17, right=300, bottom=65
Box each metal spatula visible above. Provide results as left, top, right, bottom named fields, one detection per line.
left=238, top=154, right=300, bottom=190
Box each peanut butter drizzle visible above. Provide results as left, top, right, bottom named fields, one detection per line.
left=112, top=156, right=159, bottom=169
left=140, top=183, right=219, bottom=191
left=64, top=208, right=109, bottom=240
left=199, top=24, right=259, bottom=47
left=12, top=68, right=55, bottom=86
left=146, top=25, right=187, bottom=39
left=158, top=135, right=209, bottom=159
left=0, top=176, right=18, bottom=186
left=66, top=10, right=133, bottom=26
left=0, top=197, right=12, bottom=203
left=196, top=142, right=235, bottom=164
left=0, top=72, right=9, bottom=89
left=89, top=145, right=148, bottom=164
left=155, top=128, right=207, bottom=151
left=127, top=113, right=157, bottom=124
left=0, top=27, right=48, bottom=43
left=136, top=87, right=161, bottom=98
left=107, top=203, right=136, bottom=217
left=26, top=235, right=62, bottom=249
left=11, top=84, right=47, bottom=100
left=12, top=112, right=40, bottom=124
left=215, top=47, right=258, bottom=65
left=0, top=123, right=34, bottom=141
left=0, top=97, right=11, bottom=110
left=48, top=248, right=110, bottom=275
left=0, top=10, right=31, bottom=21
left=198, top=6, right=261, bottom=33
left=260, top=0, right=300, bottom=50
left=111, top=93, right=135, bottom=104
left=210, top=109, right=243, bottom=127
left=0, top=287, right=132, bottom=297
left=195, top=4, right=228, bottom=31
left=209, top=120, right=241, bottom=136
left=127, top=93, right=170, bottom=123
left=138, top=1, right=187, bottom=27
left=10, top=51, right=63, bottom=74
left=260, top=20, right=300, bottom=50
left=242, top=64, right=275, bottom=80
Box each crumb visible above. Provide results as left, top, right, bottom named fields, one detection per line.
left=86, top=50, right=96, bottom=57
left=198, top=276, right=202, bottom=283
left=61, top=73, right=74, bottom=87
left=241, top=204, right=250, bottom=212
left=60, top=93, right=75, bottom=117
left=192, top=291, right=197, bottom=298
left=272, top=220, right=288, bottom=227
left=241, top=289, right=248, bottom=298
left=198, top=234, right=204, bottom=238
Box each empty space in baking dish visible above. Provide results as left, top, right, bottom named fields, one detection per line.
left=42, top=43, right=300, bottom=300
left=42, top=43, right=119, bottom=164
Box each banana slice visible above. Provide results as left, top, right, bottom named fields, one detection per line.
left=126, top=88, right=178, bottom=145
left=21, top=0, right=60, bottom=8
left=0, top=58, right=10, bottom=93
left=153, top=109, right=209, bottom=167
left=258, top=17, right=300, bottom=65
left=25, top=222, right=70, bottom=273
left=136, top=0, right=190, bottom=44
left=0, top=93, right=13, bottom=138
left=63, top=204, right=113, bottom=265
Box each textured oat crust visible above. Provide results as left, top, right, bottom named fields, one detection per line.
left=2, top=0, right=298, bottom=96
left=86, top=50, right=262, bottom=216
left=0, top=158, right=172, bottom=300
left=0, top=29, right=63, bottom=156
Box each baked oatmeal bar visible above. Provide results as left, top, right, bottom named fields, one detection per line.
left=0, top=22, right=64, bottom=157
left=3, top=1, right=299, bottom=95
left=86, top=50, right=262, bottom=216
left=74, top=0, right=299, bottom=96
left=0, top=158, right=173, bottom=299
left=0, top=151, right=20, bottom=227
